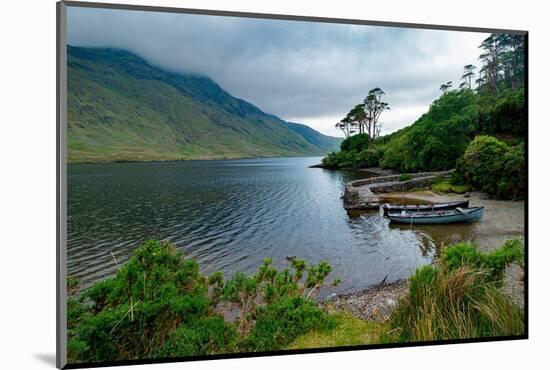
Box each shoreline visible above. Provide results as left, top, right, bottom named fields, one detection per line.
left=329, top=279, right=408, bottom=322
left=68, top=154, right=327, bottom=165
left=328, top=171, right=525, bottom=320
left=379, top=190, right=525, bottom=251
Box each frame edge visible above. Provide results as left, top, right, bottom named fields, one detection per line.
left=57, top=1, right=68, bottom=368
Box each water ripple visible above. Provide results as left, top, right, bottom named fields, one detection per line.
left=68, top=157, right=435, bottom=292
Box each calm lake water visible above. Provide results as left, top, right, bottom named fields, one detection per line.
left=68, top=157, right=436, bottom=294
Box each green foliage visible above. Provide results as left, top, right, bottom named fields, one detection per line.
left=441, top=240, right=524, bottom=282
left=477, top=88, right=526, bottom=136
left=67, top=276, right=80, bottom=295
left=398, top=173, right=412, bottom=182
left=498, top=142, right=526, bottom=199
left=158, top=317, right=238, bottom=357
left=67, top=240, right=341, bottom=364
left=385, top=240, right=525, bottom=342
left=340, top=133, right=370, bottom=152
left=381, top=90, right=478, bottom=172
left=385, top=265, right=524, bottom=342
left=321, top=145, right=383, bottom=169
left=323, top=84, right=524, bottom=178
left=67, top=241, right=212, bottom=362
left=407, top=265, right=438, bottom=301
left=244, top=297, right=336, bottom=352
left=455, top=136, right=525, bottom=199
left=431, top=179, right=471, bottom=194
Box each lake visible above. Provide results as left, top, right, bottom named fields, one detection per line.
left=67, top=157, right=436, bottom=295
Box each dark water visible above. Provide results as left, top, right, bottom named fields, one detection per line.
left=68, top=157, right=435, bottom=294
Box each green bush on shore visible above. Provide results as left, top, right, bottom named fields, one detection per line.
left=441, top=240, right=524, bottom=281
left=67, top=240, right=339, bottom=363
left=68, top=239, right=525, bottom=363
left=384, top=240, right=524, bottom=342
left=454, top=135, right=525, bottom=199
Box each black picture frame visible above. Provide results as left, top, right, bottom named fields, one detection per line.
left=57, top=1, right=529, bottom=368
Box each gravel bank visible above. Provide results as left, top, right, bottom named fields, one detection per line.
left=330, top=280, right=408, bottom=322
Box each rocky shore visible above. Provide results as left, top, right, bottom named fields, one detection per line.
left=329, top=280, right=408, bottom=322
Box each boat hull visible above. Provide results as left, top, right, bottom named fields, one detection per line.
left=382, top=200, right=469, bottom=215
left=388, top=207, right=484, bottom=225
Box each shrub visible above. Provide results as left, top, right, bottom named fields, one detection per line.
left=477, top=88, right=525, bottom=136
left=244, top=296, right=336, bottom=352
left=340, top=133, right=370, bottom=152
left=441, top=240, right=524, bottom=283
left=321, top=144, right=382, bottom=169
left=321, top=150, right=356, bottom=169
left=497, top=142, right=525, bottom=199
left=384, top=240, right=525, bottom=342
left=158, top=317, right=238, bottom=357
left=68, top=240, right=341, bottom=363
left=385, top=264, right=524, bottom=342
left=355, top=148, right=382, bottom=168
left=455, top=136, right=525, bottom=199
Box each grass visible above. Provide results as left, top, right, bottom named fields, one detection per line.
left=290, top=241, right=525, bottom=347
left=383, top=264, right=524, bottom=343
left=432, top=179, right=471, bottom=194
left=286, top=310, right=384, bottom=349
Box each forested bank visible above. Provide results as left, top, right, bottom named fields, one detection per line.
left=322, top=33, right=525, bottom=199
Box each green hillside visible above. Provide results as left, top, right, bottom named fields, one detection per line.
left=321, top=33, right=525, bottom=199
left=281, top=121, right=341, bottom=153
left=67, top=46, right=341, bottom=163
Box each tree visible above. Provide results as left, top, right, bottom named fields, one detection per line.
left=335, top=88, right=390, bottom=140
left=349, top=104, right=368, bottom=134
left=363, top=87, right=390, bottom=139
left=478, top=33, right=525, bottom=95
left=495, top=34, right=525, bottom=89
left=461, top=64, right=476, bottom=89
left=335, top=116, right=352, bottom=138
left=479, top=34, right=501, bottom=95
left=439, top=81, right=453, bottom=95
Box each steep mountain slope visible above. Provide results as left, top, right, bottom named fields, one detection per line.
left=67, top=46, right=341, bottom=163
left=281, top=122, right=341, bottom=153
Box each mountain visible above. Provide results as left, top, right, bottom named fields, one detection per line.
left=66, top=46, right=341, bottom=163
left=280, top=121, right=342, bottom=153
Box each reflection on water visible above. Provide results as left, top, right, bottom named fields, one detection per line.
left=68, top=157, right=436, bottom=294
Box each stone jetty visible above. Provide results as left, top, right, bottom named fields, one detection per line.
left=343, top=170, right=454, bottom=210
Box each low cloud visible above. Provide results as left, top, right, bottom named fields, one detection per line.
left=67, top=6, right=489, bottom=136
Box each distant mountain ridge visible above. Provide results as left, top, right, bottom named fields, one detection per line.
left=67, top=46, right=341, bottom=163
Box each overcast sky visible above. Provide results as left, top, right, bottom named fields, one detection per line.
left=67, top=6, right=490, bottom=137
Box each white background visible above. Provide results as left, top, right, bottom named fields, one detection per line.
left=0, top=0, right=547, bottom=369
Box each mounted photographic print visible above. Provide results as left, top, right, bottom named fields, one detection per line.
left=56, top=1, right=528, bottom=368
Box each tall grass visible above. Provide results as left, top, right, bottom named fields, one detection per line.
left=384, top=264, right=524, bottom=342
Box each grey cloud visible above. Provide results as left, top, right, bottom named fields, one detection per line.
left=67, top=6, right=489, bottom=136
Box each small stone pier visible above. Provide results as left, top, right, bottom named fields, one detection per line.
left=343, top=170, right=454, bottom=210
